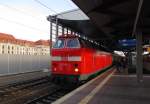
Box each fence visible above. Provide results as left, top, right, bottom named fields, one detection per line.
left=0, top=54, right=50, bottom=76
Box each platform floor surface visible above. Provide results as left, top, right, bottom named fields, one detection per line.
left=89, top=74, right=150, bottom=104
left=57, top=71, right=150, bottom=104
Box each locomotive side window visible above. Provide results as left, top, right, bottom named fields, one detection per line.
left=53, top=39, right=65, bottom=48
left=67, top=38, right=80, bottom=48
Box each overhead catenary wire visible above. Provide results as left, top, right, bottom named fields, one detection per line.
left=33, top=0, right=65, bottom=18
left=0, top=3, right=46, bottom=23
left=60, top=0, right=100, bottom=45
left=64, top=0, right=78, bottom=9
left=33, top=0, right=98, bottom=46
left=0, top=2, right=49, bottom=34
left=33, top=0, right=63, bottom=40
left=64, top=0, right=85, bottom=19
left=0, top=16, right=48, bottom=34
left=33, top=0, right=68, bottom=43
left=34, top=0, right=58, bottom=15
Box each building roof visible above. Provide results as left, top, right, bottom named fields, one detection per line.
left=0, top=33, right=15, bottom=40
left=0, top=32, right=50, bottom=46
left=35, top=40, right=50, bottom=46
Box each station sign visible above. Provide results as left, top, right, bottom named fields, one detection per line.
left=119, top=39, right=136, bottom=47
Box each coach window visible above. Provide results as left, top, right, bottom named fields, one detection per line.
left=53, top=39, right=65, bottom=48
left=67, top=38, right=80, bottom=48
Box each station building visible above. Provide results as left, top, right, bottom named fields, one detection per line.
left=0, top=32, right=50, bottom=55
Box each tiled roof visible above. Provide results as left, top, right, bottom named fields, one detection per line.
left=0, top=32, right=50, bottom=46
left=35, top=40, right=50, bottom=46
left=0, top=33, right=15, bottom=40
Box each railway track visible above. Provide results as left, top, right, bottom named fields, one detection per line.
left=0, top=70, right=113, bottom=104
left=0, top=76, right=53, bottom=104
left=0, top=75, right=80, bottom=104
left=25, top=84, right=79, bottom=104
left=0, top=76, right=50, bottom=97
left=0, top=67, right=114, bottom=104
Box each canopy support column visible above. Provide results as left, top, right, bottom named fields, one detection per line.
left=131, top=0, right=144, bottom=83
left=66, top=28, right=68, bottom=34
left=50, top=18, right=53, bottom=52
left=127, top=52, right=132, bottom=72
left=56, top=17, right=58, bottom=38
left=71, top=30, right=73, bottom=35
left=136, top=31, right=143, bottom=83
left=132, top=0, right=143, bottom=36
left=62, top=26, right=64, bottom=35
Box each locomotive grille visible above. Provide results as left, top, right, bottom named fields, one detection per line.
left=52, top=56, right=61, bottom=61
left=68, top=56, right=81, bottom=61
left=52, top=56, right=81, bottom=61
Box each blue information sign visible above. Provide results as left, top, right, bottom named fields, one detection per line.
left=119, top=39, right=136, bottom=47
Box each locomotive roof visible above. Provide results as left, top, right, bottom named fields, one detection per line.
left=57, top=34, right=109, bottom=51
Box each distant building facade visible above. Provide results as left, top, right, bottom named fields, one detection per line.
left=0, top=33, right=50, bottom=55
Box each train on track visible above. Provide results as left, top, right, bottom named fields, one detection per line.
left=126, top=53, right=150, bottom=73
left=142, top=54, right=150, bottom=73
left=51, top=34, right=112, bottom=83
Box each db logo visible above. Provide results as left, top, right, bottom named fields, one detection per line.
left=61, top=57, right=68, bottom=61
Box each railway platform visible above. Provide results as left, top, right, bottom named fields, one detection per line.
left=0, top=70, right=50, bottom=87
left=53, top=68, right=150, bottom=104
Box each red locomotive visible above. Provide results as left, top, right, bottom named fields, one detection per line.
left=51, top=34, right=112, bottom=82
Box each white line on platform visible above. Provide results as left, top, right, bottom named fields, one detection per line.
left=52, top=68, right=114, bottom=104
left=78, top=70, right=115, bottom=104
left=112, top=74, right=136, bottom=77
left=112, top=74, right=150, bottom=78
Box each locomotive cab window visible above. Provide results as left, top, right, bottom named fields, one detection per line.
left=67, top=38, right=80, bottom=48
left=53, top=39, right=65, bottom=48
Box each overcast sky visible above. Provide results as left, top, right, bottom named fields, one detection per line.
left=0, top=0, right=78, bottom=41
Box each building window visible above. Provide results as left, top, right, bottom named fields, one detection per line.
left=2, top=45, right=4, bottom=54
left=2, top=45, right=4, bottom=49
left=8, top=46, right=10, bottom=50
left=12, top=46, right=14, bottom=50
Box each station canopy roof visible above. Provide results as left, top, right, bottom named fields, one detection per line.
left=48, top=0, right=150, bottom=52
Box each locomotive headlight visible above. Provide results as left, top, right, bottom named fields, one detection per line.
left=74, top=68, right=79, bottom=72
left=74, top=64, right=79, bottom=72
left=54, top=67, right=57, bottom=71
